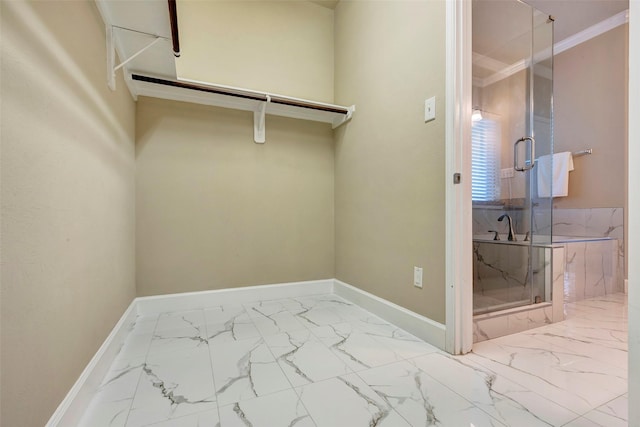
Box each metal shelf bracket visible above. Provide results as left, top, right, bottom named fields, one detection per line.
left=107, top=25, right=164, bottom=91
left=253, top=96, right=271, bottom=144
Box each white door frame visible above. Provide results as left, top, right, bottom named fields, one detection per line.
left=445, top=0, right=474, bottom=355
left=628, top=2, right=639, bottom=424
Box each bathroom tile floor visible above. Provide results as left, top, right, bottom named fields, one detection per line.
left=79, top=293, right=628, bottom=427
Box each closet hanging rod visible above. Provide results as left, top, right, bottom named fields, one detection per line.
left=131, top=74, right=352, bottom=115
left=167, top=0, right=180, bottom=57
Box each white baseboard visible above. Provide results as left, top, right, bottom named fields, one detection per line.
left=46, top=300, right=138, bottom=427
left=136, top=279, right=334, bottom=315
left=333, top=279, right=446, bottom=350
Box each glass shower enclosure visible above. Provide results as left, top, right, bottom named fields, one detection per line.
left=471, top=0, right=554, bottom=315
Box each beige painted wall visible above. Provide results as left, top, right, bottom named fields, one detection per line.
left=0, top=1, right=136, bottom=426
left=176, top=0, right=334, bottom=103
left=136, top=97, right=335, bottom=296
left=553, top=25, right=628, bottom=209
left=334, top=0, right=447, bottom=323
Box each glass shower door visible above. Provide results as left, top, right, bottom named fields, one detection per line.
left=471, top=0, right=553, bottom=314
left=530, top=9, right=554, bottom=304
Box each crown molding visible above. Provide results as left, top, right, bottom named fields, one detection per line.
left=475, top=9, right=629, bottom=88
left=555, top=9, right=629, bottom=56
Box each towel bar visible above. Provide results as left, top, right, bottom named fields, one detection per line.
left=573, top=149, right=593, bottom=157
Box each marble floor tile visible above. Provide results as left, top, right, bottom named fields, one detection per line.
left=130, top=314, right=159, bottom=334
left=79, top=292, right=629, bottom=427
left=368, top=329, right=441, bottom=360
left=538, top=316, right=628, bottom=345
left=329, top=301, right=380, bottom=322
left=562, top=416, right=609, bottom=427
left=218, top=389, right=314, bottom=427
left=79, top=357, right=145, bottom=427
left=79, top=398, right=132, bottom=427
left=154, top=310, right=206, bottom=333
left=126, top=346, right=217, bottom=427
left=246, top=301, right=308, bottom=337
left=148, top=324, right=210, bottom=356
left=243, top=300, right=290, bottom=319
left=282, top=294, right=350, bottom=312
left=118, top=331, right=154, bottom=361
left=565, top=297, right=628, bottom=322
left=573, top=394, right=629, bottom=427
left=206, top=319, right=262, bottom=345
left=469, top=333, right=627, bottom=415
left=204, top=306, right=261, bottom=344
left=567, top=394, right=629, bottom=427
left=562, top=396, right=629, bottom=427
left=288, top=294, right=354, bottom=311
left=143, top=409, right=220, bottom=426
left=297, top=374, right=412, bottom=427
left=294, top=305, right=346, bottom=328
left=310, top=322, right=404, bottom=371
left=204, top=304, right=249, bottom=324
left=210, top=336, right=291, bottom=406
left=356, top=360, right=505, bottom=427
left=263, top=329, right=352, bottom=386
left=92, top=356, right=146, bottom=403
left=523, top=324, right=628, bottom=371
left=409, top=352, right=579, bottom=426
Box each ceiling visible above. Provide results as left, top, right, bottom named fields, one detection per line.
left=525, top=0, right=628, bottom=41
left=97, top=0, right=629, bottom=90
left=308, top=0, right=339, bottom=9
left=474, top=0, right=628, bottom=54
left=472, top=0, right=628, bottom=82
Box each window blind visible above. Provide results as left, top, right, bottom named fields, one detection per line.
left=471, top=118, right=501, bottom=201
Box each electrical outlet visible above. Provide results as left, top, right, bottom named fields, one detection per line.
left=414, top=267, right=423, bottom=288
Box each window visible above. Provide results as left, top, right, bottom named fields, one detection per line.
left=471, top=117, right=501, bottom=201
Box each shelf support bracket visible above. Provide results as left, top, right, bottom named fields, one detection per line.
left=332, top=105, right=356, bottom=129
left=254, top=96, right=270, bottom=144
left=107, top=24, right=116, bottom=91
left=107, top=25, right=163, bottom=91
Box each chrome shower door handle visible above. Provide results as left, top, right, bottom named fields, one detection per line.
left=514, top=136, right=536, bottom=171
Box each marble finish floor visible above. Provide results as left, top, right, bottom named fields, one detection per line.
left=80, top=293, right=628, bottom=426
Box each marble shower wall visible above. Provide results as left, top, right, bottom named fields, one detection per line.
left=564, top=239, right=620, bottom=302
left=473, top=208, right=525, bottom=237
left=536, top=207, right=624, bottom=293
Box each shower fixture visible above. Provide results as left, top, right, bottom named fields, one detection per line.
left=498, top=214, right=516, bottom=241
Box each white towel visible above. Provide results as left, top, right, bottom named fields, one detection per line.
left=536, top=152, right=574, bottom=198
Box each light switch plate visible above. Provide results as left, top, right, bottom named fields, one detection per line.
left=424, top=97, right=436, bottom=122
